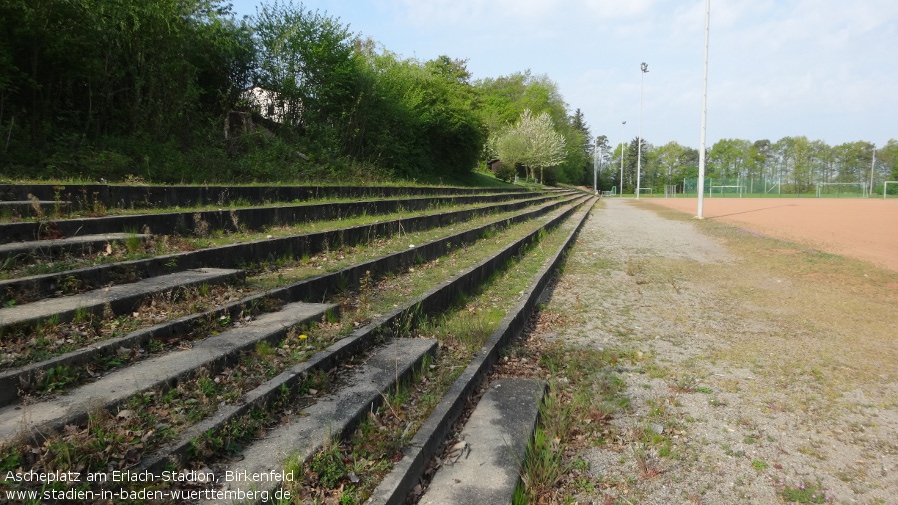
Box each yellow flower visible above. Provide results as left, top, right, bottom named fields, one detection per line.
left=299, top=334, right=308, bottom=340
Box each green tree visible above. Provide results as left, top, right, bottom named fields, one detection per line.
left=343, top=48, right=484, bottom=178
left=879, top=139, right=898, bottom=183
left=252, top=1, right=359, bottom=147
left=491, top=109, right=566, bottom=184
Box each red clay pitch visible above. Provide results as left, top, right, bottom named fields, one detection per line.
left=640, top=197, right=898, bottom=272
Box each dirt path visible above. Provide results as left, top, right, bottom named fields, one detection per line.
left=541, top=198, right=898, bottom=504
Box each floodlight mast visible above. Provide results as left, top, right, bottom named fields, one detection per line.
left=696, top=0, right=711, bottom=218
left=593, top=137, right=599, bottom=195
left=620, top=121, right=626, bottom=197
left=869, top=145, right=876, bottom=198
left=637, top=63, right=648, bottom=199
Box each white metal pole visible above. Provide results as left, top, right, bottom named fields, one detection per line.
left=869, top=145, right=876, bottom=198
left=637, top=63, right=648, bottom=199
left=620, top=121, right=626, bottom=197
left=696, top=0, right=710, bottom=218
left=593, top=137, right=598, bottom=195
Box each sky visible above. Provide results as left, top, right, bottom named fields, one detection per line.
left=228, top=0, right=898, bottom=151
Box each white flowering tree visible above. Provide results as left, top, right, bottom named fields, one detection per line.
left=491, top=109, right=566, bottom=183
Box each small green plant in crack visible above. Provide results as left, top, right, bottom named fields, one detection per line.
left=124, top=229, right=142, bottom=254
left=776, top=478, right=832, bottom=503
left=39, top=365, right=80, bottom=394
left=752, top=459, right=769, bottom=470
left=708, top=396, right=728, bottom=407
left=145, top=339, right=165, bottom=353
left=310, top=440, right=347, bottom=488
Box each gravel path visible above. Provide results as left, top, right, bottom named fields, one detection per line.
left=541, top=198, right=898, bottom=505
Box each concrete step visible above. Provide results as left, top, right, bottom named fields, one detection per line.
left=421, top=378, right=546, bottom=505
left=0, top=191, right=542, bottom=244
left=0, top=192, right=571, bottom=306
left=0, top=232, right=149, bottom=264
left=200, top=338, right=437, bottom=504
left=0, top=267, right=243, bottom=329
left=0, top=200, right=70, bottom=217
left=0, top=300, right=335, bottom=443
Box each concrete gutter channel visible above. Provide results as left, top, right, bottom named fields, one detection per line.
left=129, top=196, right=592, bottom=502
left=0, top=190, right=551, bottom=244
left=0, top=192, right=572, bottom=305
left=0, top=184, right=527, bottom=210
left=421, top=377, right=547, bottom=505
left=0, top=194, right=589, bottom=409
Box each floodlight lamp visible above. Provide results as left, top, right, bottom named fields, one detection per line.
left=641, top=62, right=649, bottom=73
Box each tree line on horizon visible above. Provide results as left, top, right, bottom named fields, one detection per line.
left=0, top=0, right=596, bottom=186
left=597, top=136, right=898, bottom=195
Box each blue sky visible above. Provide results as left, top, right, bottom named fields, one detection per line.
left=228, top=0, right=897, bottom=150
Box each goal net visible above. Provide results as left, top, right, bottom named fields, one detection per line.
left=885, top=181, right=898, bottom=199
left=709, top=185, right=745, bottom=197
left=816, top=182, right=867, bottom=198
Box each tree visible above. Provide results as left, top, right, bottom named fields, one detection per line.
left=879, top=139, right=898, bottom=182
left=253, top=1, right=359, bottom=142
left=655, top=141, right=690, bottom=187
left=491, top=109, right=566, bottom=184
left=342, top=49, right=485, bottom=177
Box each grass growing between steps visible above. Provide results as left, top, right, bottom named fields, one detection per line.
left=0, top=195, right=548, bottom=282
left=279, top=212, right=581, bottom=504
left=0, top=282, right=258, bottom=374
left=0, top=202, right=579, bottom=501
left=510, top=343, right=633, bottom=504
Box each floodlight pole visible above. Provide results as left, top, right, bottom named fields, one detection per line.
left=593, top=137, right=600, bottom=195
left=620, top=121, right=626, bottom=197
left=637, top=62, right=648, bottom=199
left=869, top=145, right=876, bottom=198
left=696, top=0, right=711, bottom=218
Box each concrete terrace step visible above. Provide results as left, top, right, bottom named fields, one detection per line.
left=201, top=338, right=438, bottom=504
left=421, top=378, right=546, bottom=505
left=0, top=301, right=335, bottom=443
left=0, top=267, right=243, bottom=329
left=0, top=192, right=570, bottom=305
left=0, top=201, right=70, bottom=216
left=0, top=191, right=543, bottom=244
left=0, top=233, right=150, bottom=264
left=0, top=183, right=527, bottom=210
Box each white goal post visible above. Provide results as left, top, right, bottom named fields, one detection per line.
left=885, top=181, right=898, bottom=199
left=636, top=188, right=653, bottom=195
left=816, top=182, right=866, bottom=198
left=709, top=185, right=744, bottom=197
